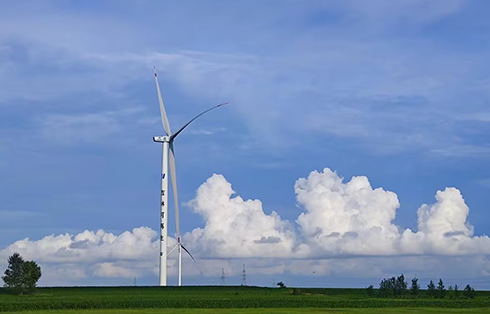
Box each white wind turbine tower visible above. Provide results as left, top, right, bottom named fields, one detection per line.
left=152, top=68, right=227, bottom=286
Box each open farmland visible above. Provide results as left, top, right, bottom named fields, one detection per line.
left=14, top=308, right=490, bottom=314
left=1, top=286, right=490, bottom=313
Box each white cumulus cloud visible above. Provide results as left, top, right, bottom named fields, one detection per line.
left=401, top=188, right=490, bottom=255
left=295, top=168, right=401, bottom=256
left=184, top=174, right=299, bottom=258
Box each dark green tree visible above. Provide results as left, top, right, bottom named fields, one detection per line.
left=410, top=277, right=420, bottom=296
left=1, top=253, right=42, bottom=294
left=22, top=261, right=42, bottom=291
left=394, top=274, right=407, bottom=297
left=436, top=279, right=446, bottom=299
left=453, top=284, right=460, bottom=299
left=448, top=285, right=454, bottom=299
left=427, top=280, right=437, bottom=298
left=366, top=285, right=375, bottom=297
left=2, top=253, right=25, bottom=294
left=379, top=277, right=395, bottom=298
left=463, top=284, right=475, bottom=299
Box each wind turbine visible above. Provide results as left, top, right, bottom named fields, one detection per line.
left=152, top=68, right=227, bottom=286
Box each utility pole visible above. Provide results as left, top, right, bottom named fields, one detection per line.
left=241, top=264, right=247, bottom=286
left=220, top=268, right=226, bottom=286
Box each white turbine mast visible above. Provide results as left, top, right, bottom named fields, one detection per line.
left=152, top=67, right=227, bottom=286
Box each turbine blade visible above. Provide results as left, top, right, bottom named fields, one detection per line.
left=181, top=244, right=196, bottom=262
left=154, top=67, right=172, bottom=136
left=170, top=103, right=228, bottom=141
left=168, top=243, right=178, bottom=255
left=169, top=142, right=180, bottom=240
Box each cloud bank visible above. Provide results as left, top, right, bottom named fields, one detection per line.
left=184, top=169, right=490, bottom=259
left=3, top=168, right=488, bottom=285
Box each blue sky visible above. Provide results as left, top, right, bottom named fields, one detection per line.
left=1, top=0, right=490, bottom=288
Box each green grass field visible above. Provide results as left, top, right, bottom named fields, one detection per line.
left=1, top=286, right=490, bottom=313
left=14, top=309, right=490, bottom=314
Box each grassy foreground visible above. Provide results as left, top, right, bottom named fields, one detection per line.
left=1, top=286, right=490, bottom=312
left=15, top=309, right=490, bottom=314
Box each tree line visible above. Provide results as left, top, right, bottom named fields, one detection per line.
left=366, top=274, right=476, bottom=299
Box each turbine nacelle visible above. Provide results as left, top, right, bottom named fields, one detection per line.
left=153, top=136, right=170, bottom=143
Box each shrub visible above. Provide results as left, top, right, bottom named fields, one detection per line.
left=448, top=285, right=454, bottom=299
left=366, top=285, right=375, bottom=297
left=463, top=284, right=475, bottom=299
left=453, top=284, right=460, bottom=299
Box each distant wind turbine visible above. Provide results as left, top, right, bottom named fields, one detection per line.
left=152, top=67, right=228, bottom=286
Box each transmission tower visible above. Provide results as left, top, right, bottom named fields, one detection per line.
left=241, top=264, right=247, bottom=286
left=220, top=268, right=226, bottom=285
